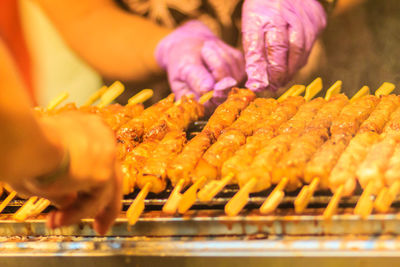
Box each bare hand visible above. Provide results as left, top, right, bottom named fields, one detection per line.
left=11, top=111, right=122, bottom=235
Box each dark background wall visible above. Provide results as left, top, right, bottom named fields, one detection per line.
left=313, top=0, right=400, bottom=96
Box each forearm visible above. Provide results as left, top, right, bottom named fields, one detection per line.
left=0, top=39, right=63, bottom=183
left=34, top=0, right=171, bottom=82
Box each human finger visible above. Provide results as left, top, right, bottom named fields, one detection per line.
left=203, top=77, right=237, bottom=113
left=214, top=41, right=246, bottom=82
left=170, top=79, right=198, bottom=100
left=282, top=5, right=306, bottom=77
left=184, top=64, right=215, bottom=95
left=49, top=185, right=111, bottom=229
left=243, top=20, right=270, bottom=92
left=93, top=164, right=122, bottom=235
left=263, top=21, right=290, bottom=91
left=201, top=40, right=232, bottom=81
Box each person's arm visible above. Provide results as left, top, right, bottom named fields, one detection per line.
left=33, top=0, right=171, bottom=82
left=0, top=37, right=121, bottom=235
left=0, top=37, right=63, bottom=183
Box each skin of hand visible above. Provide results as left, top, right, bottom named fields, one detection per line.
left=8, top=111, right=123, bottom=235
left=155, top=20, right=245, bottom=105
left=242, top=0, right=327, bottom=93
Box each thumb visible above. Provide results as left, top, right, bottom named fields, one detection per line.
left=203, top=77, right=237, bottom=114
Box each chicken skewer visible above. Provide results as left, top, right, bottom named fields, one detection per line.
left=224, top=78, right=324, bottom=216
left=192, top=98, right=279, bottom=184
left=45, top=81, right=146, bottom=130
left=323, top=84, right=396, bottom=219
left=192, top=85, right=306, bottom=204
left=125, top=95, right=206, bottom=224
left=161, top=89, right=256, bottom=214
left=276, top=95, right=350, bottom=213
left=13, top=86, right=154, bottom=221
left=121, top=95, right=204, bottom=195
left=117, top=94, right=175, bottom=162
left=353, top=84, right=399, bottom=215
left=301, top=86, right=379, bottom=218
left=119, top=94, right=175, bottom=195
left=195, top=87, right=306, bottom=206
left=292, top=81, right=347, bottom=212
left=354, top=107, right=399, bottom=217
left=245, top=98, right=328, bottom=215
left=178, top=92, right=309, bottom=215
left=375, top=105, right=400, bottom=212
left=294, top=83, right=393, bottom=212
left=127, top=131, right=187, bottom=225
left=176, top=97, right=279, bottom=213
left=376, top=125, right=400, bottom=213
left=260, top=87, right=378, bottom=217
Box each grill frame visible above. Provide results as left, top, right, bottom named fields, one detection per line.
left=2, top=120, right=400, bottom=259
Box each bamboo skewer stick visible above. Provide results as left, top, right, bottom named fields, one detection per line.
left=259, top=178, right=289, bottom=214
left=375, top=180, right=400, bottom=213
left=0, top=191, right=17, bottom=213
left=46, top=92, right=70, bottom=111
left=323, top=184, right=343, bottom=219
left=13, top=196, right=38, bottom=221
left=293, top=81, right=343, bottom=213
left=162, top=179, right=185, bottom=214
left=97, top=81, right=125, bottom=108
left=354, top=181, right=376, bottom=218
left=126, top=182, right=151, bottom=225
left=128, top=89, right=154, bottom=105
left=324, top=80, right=342, bottom=101
left=375, top=82, right=396, bottom=97
left=30, top=199, right=51, bottom=217
left=294, top=177, right=320, bottom=213
left=278, top=84, right=307, bottom=102
left=178, top=176, right=207, bottom=214
left=197, top=173, right=234, bottom=202
left=350, top=86, right=370, bottom=103
left=225, top=177, right=258, bottom=216
left=82, top=85, right=108, bottom=107
left=304, top=77, right=323, bottom=101
left=199, top=91, right=214, bottom=104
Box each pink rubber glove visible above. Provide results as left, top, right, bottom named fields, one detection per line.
left=242, top=0, right=327, bottom=92
left=155, top=20, right=245, bottom=104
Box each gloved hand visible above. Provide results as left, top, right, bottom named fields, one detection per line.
left=242, top=0, right=327, bottom=92
left=155, top=20, right=245, bottom=104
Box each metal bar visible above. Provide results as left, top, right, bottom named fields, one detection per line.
left=2, top=235, right=400, bottom=257
left=2, top=210, right=400, bottom=237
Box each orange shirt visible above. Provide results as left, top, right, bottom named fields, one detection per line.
left=0, top=0, right=35, bottom=104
